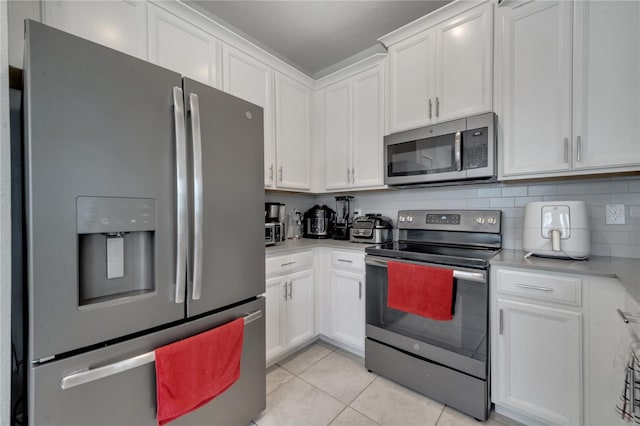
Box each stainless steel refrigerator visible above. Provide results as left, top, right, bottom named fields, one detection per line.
left=22, top=21, right=266, bottom=425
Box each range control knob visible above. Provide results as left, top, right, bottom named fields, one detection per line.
left=399, top=216, right=406, bottom=222
left=476, top=217, right=485, bottom=224
left=487, top=217, right=497, bottom=225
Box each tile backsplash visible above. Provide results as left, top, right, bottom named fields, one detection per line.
left=267, top=176, right=640, bottom=259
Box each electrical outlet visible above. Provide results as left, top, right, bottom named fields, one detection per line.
left=630, top=206, right=640, bottom=218
left=354, top=208, right=363, bottom=217
left=606, top=204, right=626, bottom=225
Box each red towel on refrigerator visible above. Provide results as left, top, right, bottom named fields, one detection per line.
left=154, top=318, right=244, bottom=426
left=387, top=261, right=454, bottom=321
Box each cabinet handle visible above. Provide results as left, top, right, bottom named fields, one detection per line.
left=359, top=281, right=362, bottom=300
left=576, top=136, right=582, bottom=162
left=283, top=282, right=288, bottom=301
left=352, top=168, right=355, bottom=184
left=515, top=283, right=553, bottom=292
left=347, top=168, right=351, bottom=183
left=436, top=97, right=440, bottom=118
left=279, top=166, right=283, bottom=182
left=280, top=261, right=296, bottom=267
left=337, top=259, right=353, bottom=263
left=499, top=309, right=504, bottom=335
left=288, top=281, right=293, bottom=300
left=428, top=99, right=432, bottom=119
left=563, top=137, right=569, bottom=163
left=270, top=164, right=274, bottom=180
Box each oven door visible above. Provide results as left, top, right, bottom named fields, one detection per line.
left=365, top=255, right=488, bottom=379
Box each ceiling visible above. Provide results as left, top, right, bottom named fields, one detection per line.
left=190, top=1, right=451, bottom=79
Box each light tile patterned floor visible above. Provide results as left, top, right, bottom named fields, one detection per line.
left=253, top=342, right=523, bottom=426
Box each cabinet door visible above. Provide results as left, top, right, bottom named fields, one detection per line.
left=352, top=65, right=385, bottom=189
left=275, top=73, right=312, bottom=190
left=330, top=270, right=365, bottom=351
left=388, top=31, right=436, bottom=133
left=265, top=277, right=287, bottom=363
left=324, top=81, right=352, bottom=190
left=222, top=46, right=275, bottom=187
left=495, top=299, right=581, bottom=425
left=286, top=270, right=315, bottom=347
left=501, top=1, right=572, bottom=176
left=148, top=4, right=220, bottom=87
left=435, top=3, right=492, bottom=122
left=573, top=1, right=640, bottom=170
left=43, top=0, right=147, bottom=59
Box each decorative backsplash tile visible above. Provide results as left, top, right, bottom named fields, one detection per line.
left=267, top=176, right=640, bottom=259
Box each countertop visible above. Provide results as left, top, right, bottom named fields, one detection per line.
left=265, top=238, right=369, bottom=255
left=491, top=250, right=640, bottom=301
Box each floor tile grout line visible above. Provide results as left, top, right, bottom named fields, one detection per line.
left=278, top=343, right=335, bottom=375
left=433, top=405, right=446, bottom=426
left=345, top=376, right=384, bottom=425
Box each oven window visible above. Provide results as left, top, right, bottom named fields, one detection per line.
left=387, top=134, right=456, bottom=177
left=366, top=262, right=487, bottom=362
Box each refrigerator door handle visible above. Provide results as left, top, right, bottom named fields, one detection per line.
left=173, top=86, right=188, bottom=304
left=60, top=310, right=263, bottom=390
left=189, top=92, right=204, bottom=301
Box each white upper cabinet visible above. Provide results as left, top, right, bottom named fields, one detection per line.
left=385, top=2, right=493, bottom=134
left=388, top=31, right=435, bottom=132
left=572, top=1, right=640, bottom=170
left=222, top=45, right=275, bottom=187
left=147, top=3, right=220, bottom=87
left=321, top=59, right=385, bottom=191
left=435, top=3, right=492, bottom=122
left=499, top=0, right=640, bottom=179
left=42, top=1, right=147, bottom=59
left=351, top=66, right=385, bottom=189
left=275, top=73, right=312, bottom=191
left=324, top=81, right=352, bottom=190
left=500, top=1, right=573, bottom=176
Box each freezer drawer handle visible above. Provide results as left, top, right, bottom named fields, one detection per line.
left=189, top=92, right=204, bottom=301
left=59, top=310, right=263, bottom=390
left=364, top=256, right=486, bottom=283
left=173, top=86, right=188, bottom=304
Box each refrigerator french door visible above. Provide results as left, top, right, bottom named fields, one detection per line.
left=23, top=21, right=265, bottom=424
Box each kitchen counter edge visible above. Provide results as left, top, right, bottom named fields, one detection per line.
left=265, top=239, right=369, bottom=255
left=491, top=250, right=640, bottom=302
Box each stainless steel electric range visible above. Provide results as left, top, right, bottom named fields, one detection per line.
left=364, top=209, right=502, bottom=421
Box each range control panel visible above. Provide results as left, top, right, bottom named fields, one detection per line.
left=398, top=209, right=501, bottom=233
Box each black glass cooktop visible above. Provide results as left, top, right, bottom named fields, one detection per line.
left=365, top=241, right=500, bottom=269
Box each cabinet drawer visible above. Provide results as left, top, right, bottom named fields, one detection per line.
left=496, top=268, right=582, bottom=306
left=331, top=250, right=365, bottom=271
left=266, top=251, right=313, bottom=276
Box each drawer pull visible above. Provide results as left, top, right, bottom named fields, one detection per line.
left=516, top=283, right=553, bottom=292
left=337, top=259, right=353, bottom=263
left=280, top=261, right=296, bottom=267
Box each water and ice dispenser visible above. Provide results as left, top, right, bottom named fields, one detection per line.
left=77, top=197, right=156, bottom=306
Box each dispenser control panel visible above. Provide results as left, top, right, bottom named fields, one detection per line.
left=77, top=196, right=156, bottom=234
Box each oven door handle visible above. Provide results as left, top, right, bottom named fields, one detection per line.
left=365, top=256, right=486, bottom=283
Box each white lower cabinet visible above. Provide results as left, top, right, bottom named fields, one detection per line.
left=494, top=298, right=582, bottom=425
left=329, top=269, right=365, bottom=350
left=265, top=251, right=315, bottom=365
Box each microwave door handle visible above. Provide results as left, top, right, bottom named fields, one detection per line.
left=454, top=131, right=462, bottom=172
left=173, top=87, right=187, bottom=304
left=189, top=93, right=203, bottom=301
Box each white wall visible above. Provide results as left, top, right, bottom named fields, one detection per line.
left=1, top=0, right=13, bottom=423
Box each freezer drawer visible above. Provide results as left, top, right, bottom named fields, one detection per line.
left=29, top=298, right=265, bottom=426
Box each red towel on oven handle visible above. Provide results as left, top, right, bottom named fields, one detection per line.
left=154, top=317, right=245, bottom=426
left=387, top=261, right=454, bottom=321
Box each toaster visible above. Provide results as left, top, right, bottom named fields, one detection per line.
left=522, top=201, right=590, bottom=259
left=350, top=214, right=393, bottom=243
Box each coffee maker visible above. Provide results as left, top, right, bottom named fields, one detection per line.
left=333, top=196, right=354, bottom=240
left=265, top=202, right=285, bottom=245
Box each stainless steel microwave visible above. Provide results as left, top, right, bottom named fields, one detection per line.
left=384, top=113, right=497, bottom=187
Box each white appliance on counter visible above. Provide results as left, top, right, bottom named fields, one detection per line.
left=522, top=201, right=590, bottom=259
